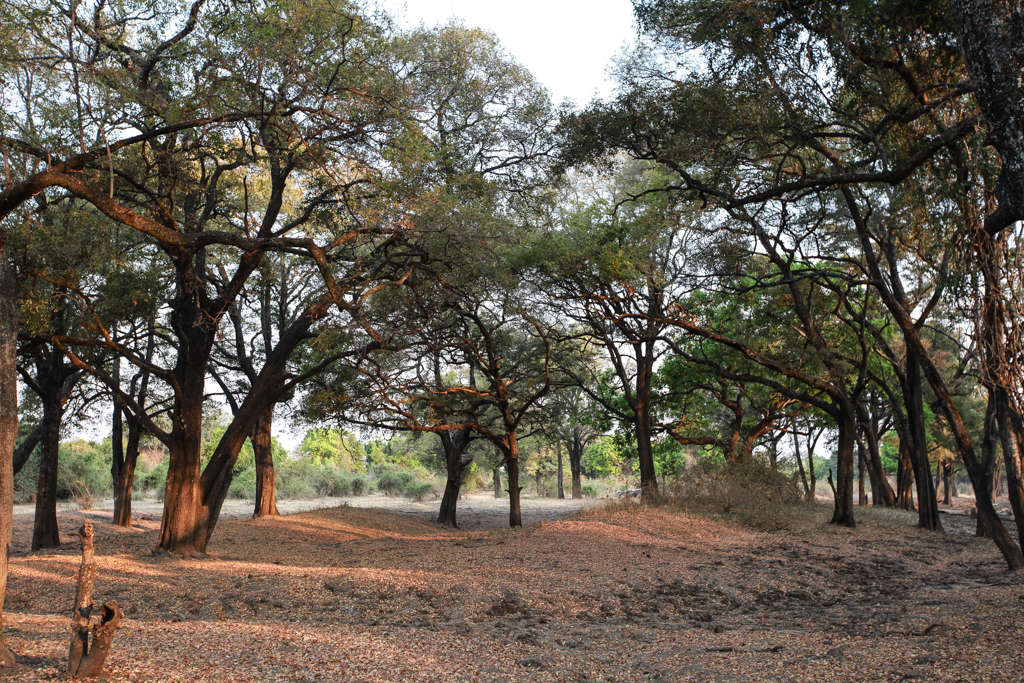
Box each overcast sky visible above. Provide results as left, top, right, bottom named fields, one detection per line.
left=381, top=0, right=640, bottom=106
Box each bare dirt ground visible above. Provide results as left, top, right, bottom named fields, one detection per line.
left=2, top=495, right=1023, bottom=682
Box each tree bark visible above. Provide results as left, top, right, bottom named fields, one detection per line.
left=569, top=436, right=583, bottom=499
left=506, top=436, right=523, bottom=528
left=857, top=439, right=869, bottom=506
left=32, top=382, right=62, bottom=551
left=897, top=439, right=916, bottom=511
left=493, top=466, right=502, bottom=498
left=68, top=520, right=122, bottom=678
left=436, top=428, right=471, bottom=528
left=252, top=406, right=279, bottom=519
left=111, top=415, right=142, bottom=528
left=0, top=249, right=19, bottom=666
left=831, top=405, right=857, bottom=528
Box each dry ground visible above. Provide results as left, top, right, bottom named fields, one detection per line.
left=1, top=495, right=1022, bottom=683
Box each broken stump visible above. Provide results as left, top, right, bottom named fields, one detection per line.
left=68, top=520, right=122, bottom=678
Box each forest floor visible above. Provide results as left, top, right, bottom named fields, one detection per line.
left=1, top=494, right=1022, bottom=682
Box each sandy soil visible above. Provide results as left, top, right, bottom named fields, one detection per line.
left=2, top=496, right=1022, bottom=683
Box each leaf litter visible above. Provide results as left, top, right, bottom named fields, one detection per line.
left=2, top=500, right=1023, bottom=682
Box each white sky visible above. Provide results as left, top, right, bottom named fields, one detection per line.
left=381, top=0, right=639, bottom=106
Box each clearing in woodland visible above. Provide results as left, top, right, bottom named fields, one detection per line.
left=2, top=499, right=1022, bottom=683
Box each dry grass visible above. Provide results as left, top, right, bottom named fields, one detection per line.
left=1, top=497, right=1022, bottom=682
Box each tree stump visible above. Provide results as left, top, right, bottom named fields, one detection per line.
left=68, top=521, right=122, bottom=678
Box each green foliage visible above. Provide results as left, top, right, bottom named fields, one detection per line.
left=580, top=483, right=599, bottom=498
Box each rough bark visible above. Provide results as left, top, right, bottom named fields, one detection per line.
left=831, top=406, right=857, bottom=528
left=68, top=520, right=122, bottom=678
left=252, top=406, right=280, bottom=519
left=436, top=427, right=472, bottom=528
left=568, top=436, right=584, bottom=499
left=0, top=249, right=19, bottom=666
left=32, top=381, right=62, bottom=551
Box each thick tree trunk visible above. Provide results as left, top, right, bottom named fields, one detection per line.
left=158, top=383, right=206, bottom=555
left=252, top=406, right=279, bottom=518
left=32, top=387, right=62, bottom=551
left=830, top=407, right=857, bottom=528
left=0, top=250, right=20, bottom=666
left=556, top=440, right=565, bottom=499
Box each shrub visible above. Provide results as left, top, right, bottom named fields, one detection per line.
left=348, top=474, right=368, bottom=496
left=375, top=467, right=417, bottom=496
left=581, top=483, right=599, bottom=498
left=663, top=457, right=803, bottom=529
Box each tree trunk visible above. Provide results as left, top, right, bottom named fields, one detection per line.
left=634, top=352, right=659, bottom=502
left=535, top=469, right=542, bottom=497
left=857, top=402, right=896, bottom=506
left=857, top=439, right=869, bottom=506
left=0, top=249, right=20, bottom=666
left=942, top=462, right=953, bottom=506
left=634, top=399, right=658, bottom=503
left=252, top=406, right=279, bottom=519
left=995, top=392, right=1024, bottom=544
left=569, top=437, right=583, bottom=499
left=556, top=440, right=565, bottom=499
left=830, top=406, right=857, bottom=528
left=506, top=436, right=523, bottom=528
left=793, top=429, right=810, bottom=501
left=905, top=345, right=941, bottom=529
left=32, top=385, right=62, bottom=551
left=897, top=439, right=916, bottom=510
left=158, top=379, right=206, bottom=555
left=112, top=417, right=142, bottom=528
left=493, top=466, right=502, bottom=498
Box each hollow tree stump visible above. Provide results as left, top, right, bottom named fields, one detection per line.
left=68, top=520, right=122, bottom=678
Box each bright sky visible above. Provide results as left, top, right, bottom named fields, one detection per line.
left=381, top=0, right=640, bottom=106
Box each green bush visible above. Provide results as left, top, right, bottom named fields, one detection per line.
left=581, top=483, right=599, bottom=498
left=375, top=467, right=417, bottom=496
left=348, top=473, right=368, bottom=496
left=138, top=459, right=169, bottom=498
